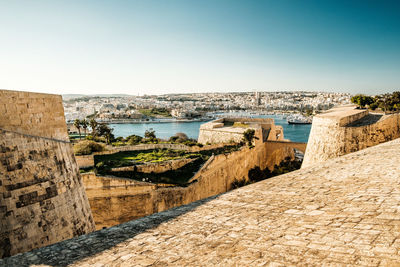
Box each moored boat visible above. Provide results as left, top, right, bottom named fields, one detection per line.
left=287, top=114, right=312, bottom=124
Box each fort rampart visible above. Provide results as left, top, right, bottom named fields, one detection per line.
left=197, top=117, right=284, bottom=144
left=82, top=140, right=302, bottom=229
left=302, top=106, right=400, bottom=168
left=0, top=90, right=95, bottom=258
left=0, top=90, right=68, bottom=141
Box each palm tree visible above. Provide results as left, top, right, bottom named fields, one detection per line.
left=81, top=119, right=89, bottom=138
left=74, top=119, right=82, bottom=140
left=89, top=118, right=98, bottom=137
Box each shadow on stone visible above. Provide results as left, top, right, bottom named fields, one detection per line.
left=0, top=195, right=219, bottom=267
left=346, top=114, right=383, bottom=127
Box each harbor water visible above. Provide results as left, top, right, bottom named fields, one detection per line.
left=109, top=115, right=312, bottom=143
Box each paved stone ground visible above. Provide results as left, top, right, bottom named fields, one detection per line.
left=2, top=139, right=400, bottom=266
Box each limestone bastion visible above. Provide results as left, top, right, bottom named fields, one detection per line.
left=302, top=105, right=400, bottom=168
left=198, top=117, right=285, bottom=144
left=0, top=89, right=95, bottom=258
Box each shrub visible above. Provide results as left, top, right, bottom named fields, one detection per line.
left=243, top=129, right=255, bottom=147
left=175, top=132, right=188, bottom=141
left=115, top=136, right=125, bottom=142
left=169, top=136, right=179, bottom=143
left=127, top=135, right=143, bottom=145
left=74, top=140, right=105, bottom=155
left=111, top=141, right=126, bottom=147
left=369, top=102, right=378, bottom=110
left=230, top=178, right=248, bottom=189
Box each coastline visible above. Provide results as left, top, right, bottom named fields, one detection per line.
left=67, top=118, right=212, bottom=125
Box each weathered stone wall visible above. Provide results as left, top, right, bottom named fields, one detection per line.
left=4, top=138, right=400, bottom=266
left=198, top=117, right=283, bottom=144
left=81, top=174, right=157, bottom=229
left=0, top=130, right=95, bottom=258
left=75, top=155, right=95, bottom=169
left=0, top=89, right=68, bottom=141
left=82, top=141, right=298, bottom=229
left=302, top=106, right=400, bottom=168
left=197, top=128, right=245, bottom=144
left=0, top=89, right=95, bottom=258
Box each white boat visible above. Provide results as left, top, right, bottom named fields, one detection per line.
left=287, top=114, right=312, bottom=124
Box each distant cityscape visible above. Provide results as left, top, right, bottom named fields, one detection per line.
left=63, top=91, right=351, bottom=122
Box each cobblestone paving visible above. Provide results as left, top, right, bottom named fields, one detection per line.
left=2, top=139, right=400, bottom=266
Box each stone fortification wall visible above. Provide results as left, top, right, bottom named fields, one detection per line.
left=4, top=138, right=400, bottom=266
left=302, top=106, right=400, bottom=168
left=197, top=128, right=245, bottom=144
left=81, top=174, right=157, bottom=229
left=0, top=89, right=68, bottom=141
left=198, top=117, right=283, bottom=144
left=82, top=141, right=296, bottom=229
left=0, top=90, right=95, bottom=259
left=0, top=130, right=95, bottom=258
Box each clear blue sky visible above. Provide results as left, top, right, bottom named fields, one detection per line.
left=0, top=0, right=399, bottom=95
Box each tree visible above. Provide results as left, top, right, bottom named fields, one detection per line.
left=243, top=129, right=255, bottom=147
left=144, top=130, right=157, bottom=140
left=97, top=123, right=114, bottom=144
left=89, top=118, right=98, bottom=136
left=170, top=132, right=188, bottom=143
left=351, top=94, right=374, bottom=108
left=81, top=119, right=88, bottom=137
left=74, top=119, right=82, bottom=140
left=127, top=134, right=143, bottom=145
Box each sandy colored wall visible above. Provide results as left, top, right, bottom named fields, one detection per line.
left=197, top=129, right=245, bottom=144
left=0, top=90, right=95, bottom=259
left=0, top=89, right=68, bottom=141
left=82, top=141, right=297, bottom=229
left=0, top=130, right=95, bottom=258
left=76, top=155, right=95, bottom=168
left=302, top=107, right=400, bottom=168
left=81, top=174, right=158, bottom=229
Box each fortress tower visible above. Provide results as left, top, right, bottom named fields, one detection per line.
left=302, top=105, right=400, bottom=168
left=0, top=89, right=95, bottom=258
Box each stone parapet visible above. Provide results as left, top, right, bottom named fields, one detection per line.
left=3, top=138, right=400, bottom=266
left=0, top=89, right=68, bottom=141
left=302, top=106, right=400, bottom=168
left=198, top=117, right=280, bottom=144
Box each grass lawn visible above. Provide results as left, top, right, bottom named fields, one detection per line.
left=95, top=149, right=203, bottom=168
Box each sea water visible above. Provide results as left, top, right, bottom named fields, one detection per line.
left=109, top=115, right=311, bottom=143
